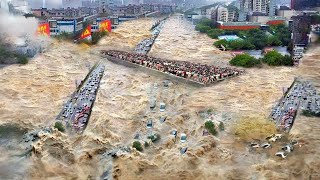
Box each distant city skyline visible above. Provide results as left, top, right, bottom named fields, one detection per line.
left=25, top=0, right=236, bottom=9
left=24, top=0, right=293, bottom=9
left=27, top=0, right=62, bottom=8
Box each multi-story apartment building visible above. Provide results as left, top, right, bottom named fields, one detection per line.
left=267, top=0, right=276, bottom=16
left=217, top=7, right=229, bottom=22
left=242, top=0, right=253, bottom=12
left=252, top=0, right=268, bottom=14
left=109, top=4, right=142, bottom=16
left=228, top=10, right=238, bottom=22
left=238, top=0, right=276, bottom=19
left=238, top=0, right=253, bottom=21
left=212, top=6, right=238, bottom=23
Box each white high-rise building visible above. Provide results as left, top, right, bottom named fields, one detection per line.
left=212, top=6, right=238, bottom=23
left=217, top=6, right=229, bottom=22
left=252, top=0, right=268, bottom=13
left=239, top=0, right=277, bottom=15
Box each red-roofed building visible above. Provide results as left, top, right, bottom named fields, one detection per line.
left=267, top=20, right=285, bottom=25
left=217, top=21, right=261, bottom=30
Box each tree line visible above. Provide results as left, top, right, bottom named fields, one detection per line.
left=195, top=18, right=291, bottom=50
left=229, top=50, right=293, bottom=68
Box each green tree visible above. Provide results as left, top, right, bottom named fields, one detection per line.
left=207, top=29, right=224, bottom=39
left=237, top=31, right=249, bottom=38
left=199, top=18, right=214, bottom=27
left=262, top=50, right=292, bottom=66
left=54, top=122, right=65, bottom=132
left=224, top=30, right=240, bottom=35
left=282, top=55, right=293, bottom=66
left=205, top=121, right=218, bottom=136
left=133, top=141, right=143, bottom=152
left=229, top=40, right=245, bottom=50
left=269, top=24, right=291, bottom=46
left=242, top=41, right=256, bottom=50
left=267, top=36, right=282, bottom=46
left=229, top=54, right=260, bottom=67
left=213, top=39, right=228, bottom=49
left=262, top=50, right=282, bottom=66
left=246, top=29, right=268, bottom=49
left=195, top=25, right=211, bottom=33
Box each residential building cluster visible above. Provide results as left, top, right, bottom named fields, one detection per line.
left=186, top=0, right=319, bottom=65
left=32, top=7, right=98, bottom=18
left=31, top=1, right=175, bottom=37
left=32, top=3, right=176, bottom=18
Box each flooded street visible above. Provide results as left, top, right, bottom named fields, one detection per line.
left=150, top=15, right=231, bottom=65
left=0, top=15, right=319, bottom=179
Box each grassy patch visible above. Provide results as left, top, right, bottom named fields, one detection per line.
left=232, top=117, right=276, bottom=141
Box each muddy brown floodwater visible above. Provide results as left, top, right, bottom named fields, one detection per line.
left=0, top=15, right=319, bottom=179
